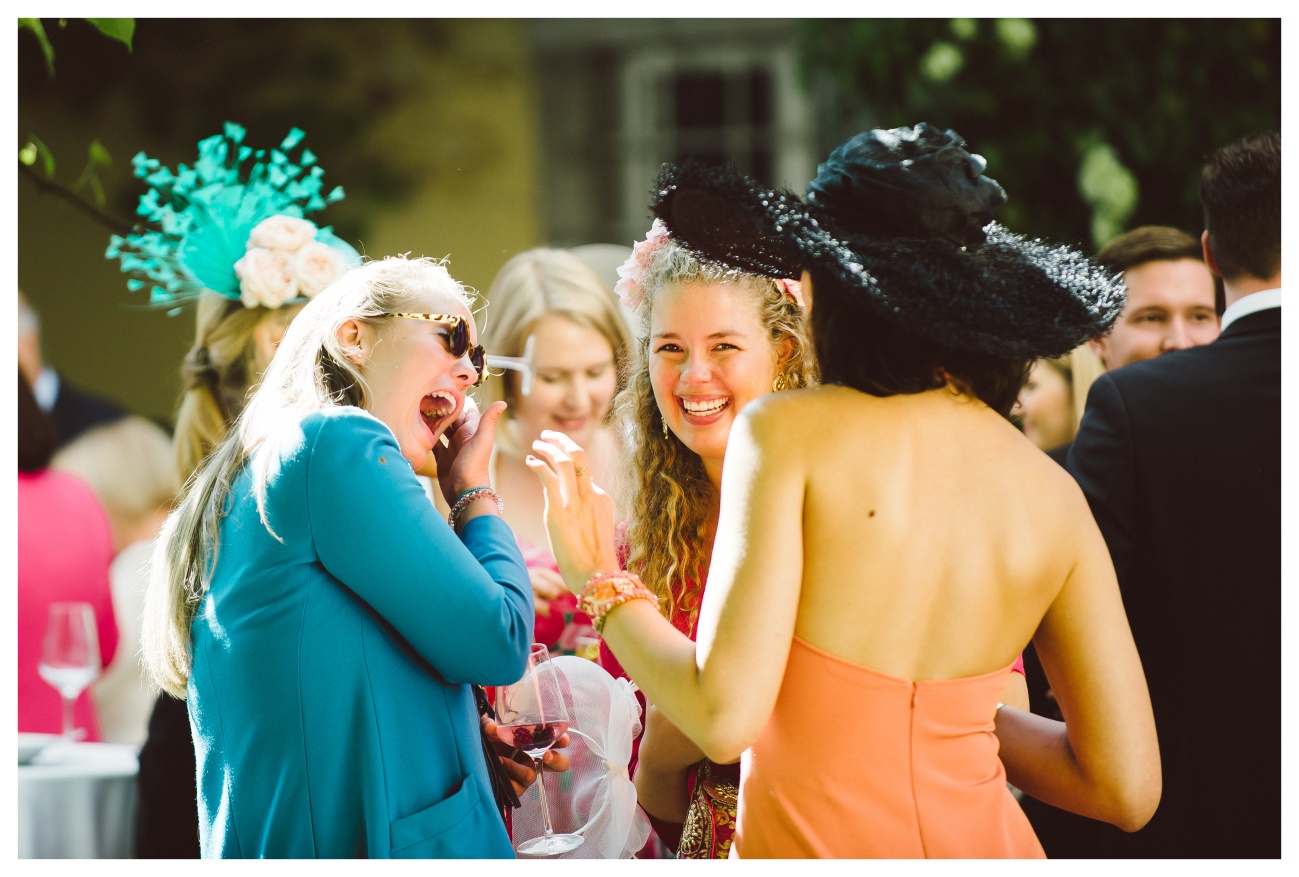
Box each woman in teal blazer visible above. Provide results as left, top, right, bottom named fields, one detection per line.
left=143, top=256, right=535, bottom=857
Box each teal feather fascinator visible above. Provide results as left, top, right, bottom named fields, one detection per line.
left=106, top=122, right=362, bottom=311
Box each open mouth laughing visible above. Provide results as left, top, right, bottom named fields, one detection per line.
left=678, top=395, right=732, bottom=424
left=420, top=390, right=460, bottom=439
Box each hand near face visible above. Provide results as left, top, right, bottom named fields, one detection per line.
left=525, top=430, right=621, bottom=593
left=432, top=396, right=507, bottom=504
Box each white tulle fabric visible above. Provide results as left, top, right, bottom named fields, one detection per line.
left=510, top=656, right=650, bottom=858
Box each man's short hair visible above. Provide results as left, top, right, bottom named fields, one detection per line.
left=1200, top=131, right=1280, bottom=282
left=1095, top=226, right=1204, bottom=275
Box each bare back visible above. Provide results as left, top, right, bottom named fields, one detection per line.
left=789, top=384, right=1099, bottom=681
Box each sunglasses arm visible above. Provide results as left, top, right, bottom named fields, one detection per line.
left=482, top=334, right=535, bottom=396
left=484, top=356, right=533, bottom=396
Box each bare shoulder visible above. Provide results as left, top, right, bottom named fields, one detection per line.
left=736, top=386, right=865, bottom=446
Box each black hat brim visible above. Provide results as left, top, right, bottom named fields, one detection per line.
left=651, top=162, right=1125, bottom=359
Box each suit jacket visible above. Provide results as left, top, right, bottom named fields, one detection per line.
left=189, top=407, right=534, bottom=858
left=1055, top=306, right=1280, bottom=858
left=50, top=374, right=126, bottom=449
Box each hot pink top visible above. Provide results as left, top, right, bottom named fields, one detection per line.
left=18, top=470, right=118, bottom=740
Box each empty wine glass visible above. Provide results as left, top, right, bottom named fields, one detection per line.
left=495, top=643, right=583, bottom=856
left=37, top=602, right=101, bottom=740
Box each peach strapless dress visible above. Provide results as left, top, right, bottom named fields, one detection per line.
left=733, top=636, right=1044, bottom=858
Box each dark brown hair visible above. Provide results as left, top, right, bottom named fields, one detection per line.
left=1200, top=131, right=1280, bottom=282
left=18, top=369, right=57, bottom=472
left=809, top=264, right=1032, bottom=418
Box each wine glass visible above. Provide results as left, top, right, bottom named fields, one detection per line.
left=37, top=602, right=101, bottom=740
left=495, top=643, right=583, bottom=856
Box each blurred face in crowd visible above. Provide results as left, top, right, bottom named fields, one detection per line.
left=650, top=281, right=782, bottom=484
left=1089, top=258, right=1219, bottom=371
left=1014, top=359, right=1074, bottom=451
left=354, top=289, right=478, bottom=470
left=509, top=312, right=617, bottom=449
left=251, top=303, right=306, bottom=377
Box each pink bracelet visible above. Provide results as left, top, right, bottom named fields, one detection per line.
left=447, top=486, right=503, bottom=531
left=578, top=571, right=659, bottom=634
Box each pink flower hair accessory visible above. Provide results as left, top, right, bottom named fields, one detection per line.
left=613, top=219, right=671, bottom=310
left=778, top=278, right=805, bottom=308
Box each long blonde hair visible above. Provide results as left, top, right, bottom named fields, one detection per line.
left=617, top=240, right=817, bottom=623
left=143, top=256, right=470, bottom=696
left=476, top=248, right=632, bottom=457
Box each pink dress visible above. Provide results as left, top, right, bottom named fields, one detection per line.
left=18, top=470, right=118, bottom=740
left=517, top=538, right=592, bottom=653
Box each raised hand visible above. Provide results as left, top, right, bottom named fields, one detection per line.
left=431, top=397, right=507, bottom=505
left=525, top=430, right=620, bottom=594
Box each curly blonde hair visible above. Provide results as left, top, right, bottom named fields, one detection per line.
left=616, top=240, right=816, bottom=624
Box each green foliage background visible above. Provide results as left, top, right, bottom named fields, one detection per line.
left=800, top=18, right=1280, bottom=250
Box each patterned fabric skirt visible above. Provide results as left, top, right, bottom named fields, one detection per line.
left=678, top=758, right=740, bottom=859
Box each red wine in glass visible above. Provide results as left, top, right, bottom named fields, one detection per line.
left=496, top=720, right=569, bottom=756
left=496, top=644, right=583, bottom=856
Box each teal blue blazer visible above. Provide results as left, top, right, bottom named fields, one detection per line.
left=188, top=407, right=534, bottom=858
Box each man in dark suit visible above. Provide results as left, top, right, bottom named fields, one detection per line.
left=19, top=289, right=126, bottom=448
left=1055, top=132, right=1280, bottom=857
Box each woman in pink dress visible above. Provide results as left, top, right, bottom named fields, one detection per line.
left=475, top=248, right=632, bottom=653
left=18, top=370, right=118, bottom=740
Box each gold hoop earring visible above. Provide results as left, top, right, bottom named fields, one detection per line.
left=773, top=374, right=787, bottom=392
left=662, top=416, right=669, bottom=439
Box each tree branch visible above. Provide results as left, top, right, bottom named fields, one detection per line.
left=18, top=161, right=135, bottom=236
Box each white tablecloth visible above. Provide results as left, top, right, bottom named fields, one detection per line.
left=18, top=742, right=139, bottom=858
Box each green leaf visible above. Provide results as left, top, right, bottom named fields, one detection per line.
left=86, top=175, right=106, bottom=208
left=27, top=135, right=56, bottom=178
left=85, top=18, right=134, bottom=51
left=949, top=18, right=978, bottom=41
left=919, top=41, right=964, bottom=83
left=18, top=18, right=56, bottom=77
left=88, top=139, right=113, bottom=168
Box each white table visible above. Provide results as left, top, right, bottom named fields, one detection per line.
left=18, top=742, right=139, bottom=858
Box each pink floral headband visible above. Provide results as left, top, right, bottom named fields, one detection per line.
left=613, top=219, right=804, bottom=310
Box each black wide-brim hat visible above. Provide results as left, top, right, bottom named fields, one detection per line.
left=650, top=123, right=1126, bottom=359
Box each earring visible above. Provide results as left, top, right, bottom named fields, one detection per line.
left=662, top=416, right=669, bottom=439
left=773, top=374, right=787, bottom=392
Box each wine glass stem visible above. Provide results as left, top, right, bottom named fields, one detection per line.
left=533, top=756, right=557, bottom=839
left=61, top=694, right=76, bottom=740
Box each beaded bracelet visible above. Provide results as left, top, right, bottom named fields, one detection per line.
left=448, top=486, right=504, bottom=531
left=578, top=570, right=660, bottom=634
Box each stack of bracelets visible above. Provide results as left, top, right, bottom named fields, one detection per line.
left=447, top=486, right=504, bottom=531
left=577, top=571, right=659, bottom=634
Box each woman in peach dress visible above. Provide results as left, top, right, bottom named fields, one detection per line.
left=527, top=125, right=1160, bottom=857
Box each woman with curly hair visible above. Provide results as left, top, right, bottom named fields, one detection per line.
left=530, top=125, right=1159, bottom=857
left=595, top=227, right=813, bottom=858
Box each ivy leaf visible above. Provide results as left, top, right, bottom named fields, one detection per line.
left=88, top=139, right=113, bottom=168
left=24, top=135, right=56, bottom=178
left=18, top=18, right=56, bottom=78
left=85, top=18, right=134, bottom=51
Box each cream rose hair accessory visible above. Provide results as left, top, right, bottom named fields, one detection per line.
left=614, top=218, right=805, bottom=311
left=106, top=122, right=362, bottom=312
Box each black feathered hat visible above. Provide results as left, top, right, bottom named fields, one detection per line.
left=650, top=123, right=1125, bottom=359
